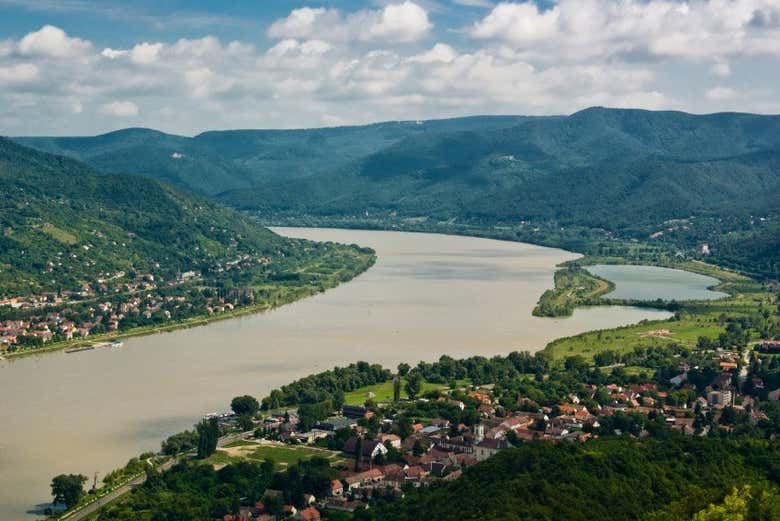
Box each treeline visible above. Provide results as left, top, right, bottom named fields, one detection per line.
left=262, top=361, right=392, bottom=410
left=94, top=456, right=340, bottom=520
left=412, top=352, right=551, bottom=386
left=363, top=437, right=780, bottom=521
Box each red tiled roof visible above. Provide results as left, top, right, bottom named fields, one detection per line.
left=299, top=507, right=321, bottom=521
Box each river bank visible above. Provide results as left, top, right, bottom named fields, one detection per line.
left=1, top=250, right=376, bottom=361
left=0, top=229, right=674, bottom=520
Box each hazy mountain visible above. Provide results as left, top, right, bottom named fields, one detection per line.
left=15, top=108, right=780, bottom=277
left=16, top=116, right=528, bottom=196
left=220, top=108, right=780, bottom=226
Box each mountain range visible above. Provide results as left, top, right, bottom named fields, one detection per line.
left=14, top=107, right=780, bottom=278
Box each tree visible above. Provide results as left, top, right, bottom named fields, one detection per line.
left=161, top=430, right=198, bottom=455
left=237, top=414, right=254, bottom=432
left=51, top=474, right=87, bottom=508
left=298, top=400, right=332, bottom=431
left=405, top=371, right=423, bottom=400
left=196, top=418, right=220, bottom=459
left=393, top=376, right=401, bottom=402
left=354, top=438, right=363, bottom=471
left=231, top=395, right=259, bottom=416
left=693, top=486, right=751, bottom=520
left=412, top=439, right=425, bottom=456
left=397, top=363, right=411, bottom=377
left=564, top=355, right=589, bottom=373
left=396, top=415, right=413, bottom=440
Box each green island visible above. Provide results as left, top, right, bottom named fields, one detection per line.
left=532, top=264, right=615, bottom=317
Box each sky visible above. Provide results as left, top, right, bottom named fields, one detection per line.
left=1, top=0, right=779, bottom=136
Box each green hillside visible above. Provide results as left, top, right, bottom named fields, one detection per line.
left=225, top=108, right=779, bottom=223
left=0, top=137, right=368, bottom=298
left=15, top=108, right=780, bottom=278
left=369, top=437, right=780, bottom=521
left=16, top=116, right=527, bottom=196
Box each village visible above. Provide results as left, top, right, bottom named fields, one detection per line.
left=0, top=253, right=271, bottom=352
left=208, top=339, right=780, bottom=521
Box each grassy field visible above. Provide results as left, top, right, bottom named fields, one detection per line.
left=205, top=441, right=346, bottom=470
left=343, top=378, right=471, bottom=405
left=542, top=259, right=775, bottom=362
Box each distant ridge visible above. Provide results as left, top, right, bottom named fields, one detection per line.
left=14, top=107, right=780, bottom=278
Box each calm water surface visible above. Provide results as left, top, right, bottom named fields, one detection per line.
left=0, top=229, right=672, bottom=519
left=586, top=264, right=727, bottom=301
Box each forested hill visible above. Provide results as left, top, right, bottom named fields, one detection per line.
left=15, top=108, right=780, bottom=278
left=370, top=437, right=780, bottom=521
left=0, top=138, right=292, bottom=297
left=15, top=116, right=528, bottom=196
left=220, top=107, right=779, bottom=226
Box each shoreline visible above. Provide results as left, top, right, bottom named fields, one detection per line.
left=271, top=224, right=742, bottom=318
left=2, top=254, right=376, bottom=362
left=19, top=227, right=765, bottom=520
left=3, top=225, right=742, bottom=364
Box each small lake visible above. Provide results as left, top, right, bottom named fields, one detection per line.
left=586, top=264, right=728, bottom=301
left=0, top=229, right=674, bottom=520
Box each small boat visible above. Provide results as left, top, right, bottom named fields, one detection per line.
left=65, top=345, right=95, bottom=354
left=109, top=340, right=124, bottom=348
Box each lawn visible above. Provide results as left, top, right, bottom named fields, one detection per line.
left=343, top=378, right=470, bottom=405
left=247, top=445, right=339, bottom=466
left=206, top=441, right=347, bottom=470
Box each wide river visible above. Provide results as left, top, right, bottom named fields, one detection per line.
left=0, top=228, right=673, bottom=519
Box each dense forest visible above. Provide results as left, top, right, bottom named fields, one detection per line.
left=0, top=138, right=293, bottom=296
left=90, top=438, right=780, bottom=521
left=0, top=138, right=376, bottom=298
left=367, top=437, right=780, bottom=521
left=17, top=107, right=780, bottom=278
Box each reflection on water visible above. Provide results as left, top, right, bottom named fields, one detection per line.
left=0, top=229, right=672, bottom=519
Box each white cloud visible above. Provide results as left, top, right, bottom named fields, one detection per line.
left=100, top=100, right=139, bottom=117
left=705, top=86, right=737, bottom=101
left=267, top=39, right=332, bottom=57
left=267, top=7, right=329, bottom=40
left=17, top=25, right=91, bottom=57
left=408, top=43, right=457, bottom=63
left=471, top=0, right=780, bottom=61
left=472, top=2, right=558, bottom=43
left=268, top=2, right=432, bottom=43
left=0, top=63, right=39, bottom=83
left=130, top=42, right=163, bottom=64
left=364, top=2, right=432, bottom=42
left=0, top=17, right=778, bottom=136
left=101, top=48, right=128, bottom=59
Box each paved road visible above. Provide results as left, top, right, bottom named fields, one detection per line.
left=60, top=431, right=252, bottom=521
left=60, top=459, right=176, bottom=521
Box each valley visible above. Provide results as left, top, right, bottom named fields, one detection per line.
left=1, top=110, right=778, bottom=521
